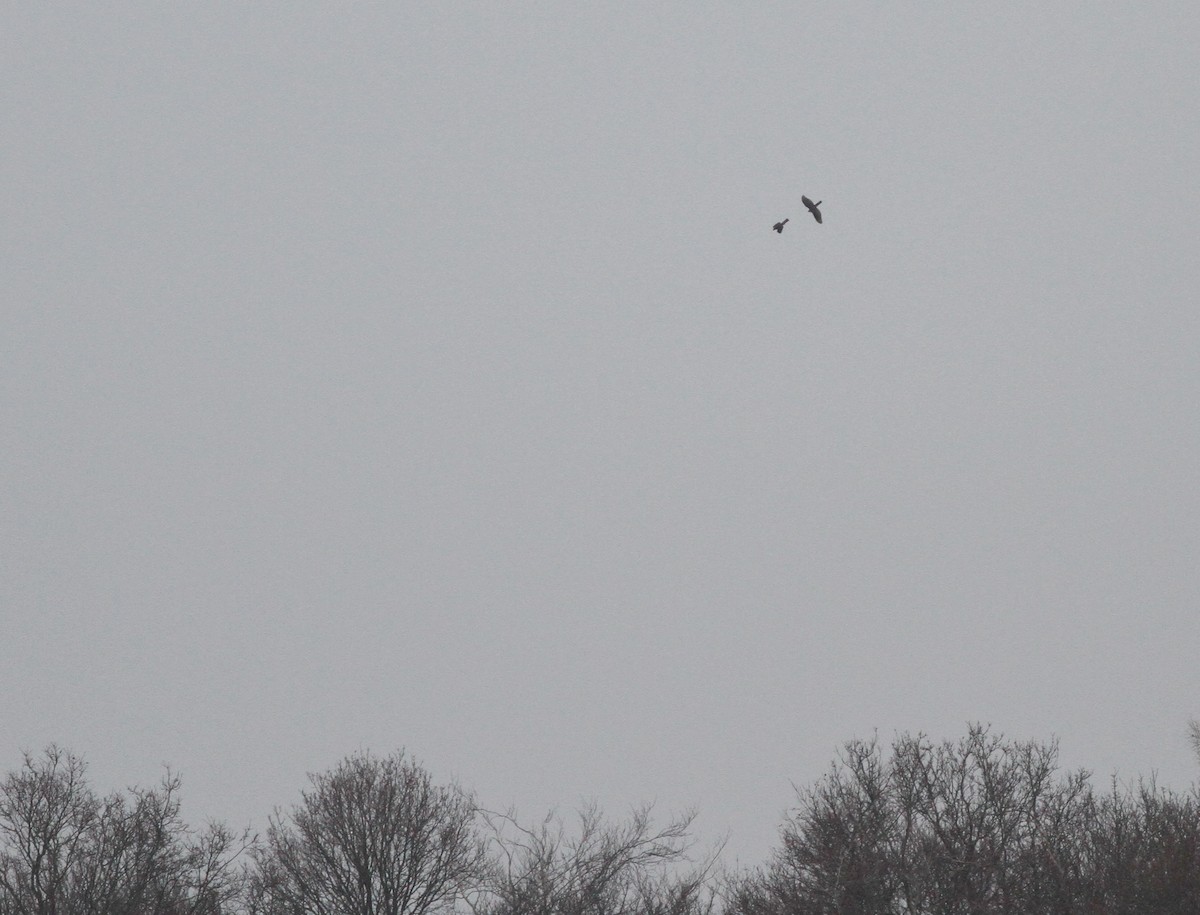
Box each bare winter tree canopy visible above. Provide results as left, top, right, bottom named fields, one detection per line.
left=251, top=750, right=484, bottom=915
left=0, top=746, right=251, bottom=915
left=728, top=725, right=1200, bottom=915
left=479, top=803, right=718, bottom=915
left=4, top=729, right=1199, bottom=915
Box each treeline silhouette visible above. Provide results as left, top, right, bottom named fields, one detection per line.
left=2, top=725, right=1197, bottom=914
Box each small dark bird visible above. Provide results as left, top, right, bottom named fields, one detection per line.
left=773, top=218, right=789, bottom=233
left=802, top=196, right=823, bottom=224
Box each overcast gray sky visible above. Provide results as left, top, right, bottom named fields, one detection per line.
left=3, top=3, right=1198, bottom=865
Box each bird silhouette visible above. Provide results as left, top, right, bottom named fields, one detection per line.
left=773, top=218, right=789, bottom=233
left=802, top=196, right=823, bottom=224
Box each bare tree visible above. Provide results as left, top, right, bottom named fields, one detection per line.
left=0, top=747, right=251, bottom=915
left=1189, top=719, right=1200, bottom=767
left=0, top=746, right=97, bottom=915
left=477, top=803, right=718, bottom=915
left=76, top=775, right=252, bottom=915
left=1082, top=776, right=1200, bottom=915
left=727, top=726, right=1147, bottom=915
left=887, top=726, right=1097, bottom=914
left=729, top=736, right=898, bottom=915
left=251, top=750, right=484, bottom=915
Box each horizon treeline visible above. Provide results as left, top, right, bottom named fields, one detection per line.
left=2, top=725, right=1198, bottom=914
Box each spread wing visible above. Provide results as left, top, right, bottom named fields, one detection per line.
left=802, top=196, right=823, bottom=223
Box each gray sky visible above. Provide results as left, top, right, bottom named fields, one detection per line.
left=3, top=3, right=1198, bottom=865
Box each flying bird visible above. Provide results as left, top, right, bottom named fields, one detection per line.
left=773, top=218, right=789, bottom=233
left=802, top=196, right=823, bottom=224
